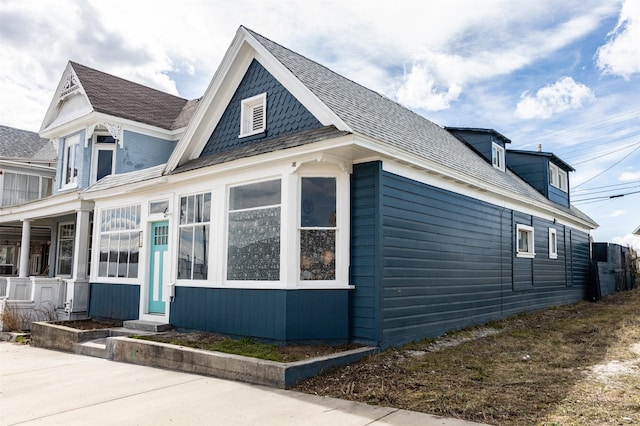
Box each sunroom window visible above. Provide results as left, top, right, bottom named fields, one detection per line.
left=98, top=205, right=141, bottom=278
left=516, top=224, right=535, bottom=258
left=239, top=93, right=266, bottom=137
left=300, top=177, right=337, bottom=281
left=227, top=179, right=281, bottom=281
left=1, top=172, right=52, bottom=207
left=178, top=193, right=211, bottom=280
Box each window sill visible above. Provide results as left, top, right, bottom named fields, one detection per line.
left=238, top=130, right=266, bottom=139
left=516, top=252, right=536, bottom=259
left=549, top=254, right=558, bottom=260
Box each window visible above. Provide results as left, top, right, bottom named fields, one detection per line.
left=300, top=177, right=336, bottom=281
left=0, top=246, right=15, bottom=275
left=227, top=179, right=280, bottom=281
left=92, top=134, right=116, bottom=183
left=178, top=193, right=211, bottom=280
left=149, top=200, right=169, bottom=215
left=492, top=143, right=505, bottom=171
left=57, top=222, right=75, bottom=276
left=516, top=224, right=535, bottom=258
left=98, top=205, right=141, bottom=278
left=549, top=228, right=558, bottom=259
left=1, top=172, right=51, bottom=206
left=549, top=163, right=568, bottom=192
left=239, top=93, right=266, bottom=137
left=61, top=134, right=80, bottom=189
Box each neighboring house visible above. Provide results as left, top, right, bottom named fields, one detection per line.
left=80, top=27, right=597, bottom=348
left=0, top=125, right=56, bottom=276
left=0, top=62, right=197, bottom=319
left=2, top=27, right=598, bottom=347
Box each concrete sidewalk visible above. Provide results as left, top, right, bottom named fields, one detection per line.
left=0, top=343, right=488, bottom=426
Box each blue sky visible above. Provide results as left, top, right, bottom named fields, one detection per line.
left=0, top=0, right=638, bottom=248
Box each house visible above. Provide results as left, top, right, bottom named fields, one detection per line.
left=2, top=27, right=597, bottom=347
left=0, top=62, right=197, bottom=320
left=0, top=125, right=56, bottom=277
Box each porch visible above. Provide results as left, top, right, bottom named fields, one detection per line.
left=0, top=276, right=86, bottom=330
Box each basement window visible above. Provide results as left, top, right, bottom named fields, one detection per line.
left=239, top=93, right=266, bottom=137
left=516, top=224, right=535, bottom=258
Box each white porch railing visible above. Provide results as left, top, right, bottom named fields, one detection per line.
left=0, top=277, right=66, bottom=331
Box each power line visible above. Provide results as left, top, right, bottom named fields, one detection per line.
left=573, top=184, right=640, bottom=199
left=573, top=179, right=640, bottom=193
left=574, top=143, right=640, bottom=188
left=572, top=189, right=640, bottom=204
left=570, top=140, right=640, bottom=165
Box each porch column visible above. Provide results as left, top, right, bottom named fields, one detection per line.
left=18, top=220, right=31, bottom=278
left=72, top=209, right=91, bottom=280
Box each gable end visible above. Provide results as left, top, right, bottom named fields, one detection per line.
left=200, top=59, right=322, bottom=158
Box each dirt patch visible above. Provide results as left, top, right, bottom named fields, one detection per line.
left=295, top=287, right=640, bottom=425
left=55, top=319, right=123, bottom=330
left=138, top=331, right=363, bottom=363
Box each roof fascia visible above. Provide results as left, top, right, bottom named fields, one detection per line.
left=0, top=160, right=56, bottom=175
left=0, top=192, right=92, bottom=223
left=352, top=133, right=597, bottom=231
left=164, top=26, right=352, bottom=173
left=40, top=111, right=182, bottom=141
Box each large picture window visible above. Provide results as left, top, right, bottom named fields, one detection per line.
left=98, top=205, right=141, bottom=278
left=178, top=192, right=210, bottom=280
left=227, top=179, right=281, bottom=281
left=300, top=177, right=336, bottom=281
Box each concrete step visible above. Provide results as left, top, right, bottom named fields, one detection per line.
left=122, top=320, right=171, bottom=333
left=76, top=338, right=107, bottom=358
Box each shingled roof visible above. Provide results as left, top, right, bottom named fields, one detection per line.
left=241, top=28, right=596, bottom=227
left=70, top=62, right=194, bottom=131
left=0, top=124, right=56, bottom=161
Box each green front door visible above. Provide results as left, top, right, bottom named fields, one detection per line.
left=148, top=221, right=168, bottom=314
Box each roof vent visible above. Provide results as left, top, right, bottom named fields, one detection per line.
left=537, top=144, right=542, bottom=152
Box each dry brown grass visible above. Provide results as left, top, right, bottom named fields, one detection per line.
left=295, top=287, right=640, bottom=425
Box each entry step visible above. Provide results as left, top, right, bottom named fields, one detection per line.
left=76, top=338, right=107, bottom=358
left=122, top=320, right=171, bottom=332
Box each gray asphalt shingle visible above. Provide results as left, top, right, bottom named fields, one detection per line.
left=0, top=124, right=56, bottom=160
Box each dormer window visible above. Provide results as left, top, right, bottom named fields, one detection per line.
left=549, top=163, right=568, bottom=192
left=239, top=93, right=266, bottom=137
left=492, top=143, right=505, bottom=171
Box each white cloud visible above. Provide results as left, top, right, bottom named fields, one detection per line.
left=612, top=234, right=640, bottom=251
left=609, top=210, right=626, bottom=218
left=596, top=0, right=640, bottom=78
left=515, top=77, right=595, bottom=119
left=619, top=171, right=640, bottom=181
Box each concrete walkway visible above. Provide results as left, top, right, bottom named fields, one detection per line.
left=0, top=343, right=488, bottom=426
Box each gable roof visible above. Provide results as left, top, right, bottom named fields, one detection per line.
left=69, top=62, right=192, bottom=131
left=164, top=26, right=597, bottom=229
left=0, top=124, right=56, bottom=161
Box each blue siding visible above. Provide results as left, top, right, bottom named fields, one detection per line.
left=365, top=166, right=591, bottom=348
left=169, top=287, right=349, bottom=342
left=117, top=131, right=176, bottom=173
left=507, top=152, right=547, bottom=196
left=88, top=283, right=139, bottom=320
left=446, top=129, right=503, bottom=165
left=350, top=162, right=382, bottom=344
left=200, top=59, right=322, bottom=157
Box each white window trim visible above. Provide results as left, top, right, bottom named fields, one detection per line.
left=60, top=134, right=81, bottom=191
left=91, top=133, right=116, bottom=184
left=516, top=224, right=535, bottom=258
left=492, top=142, right=505, bottom=171
left=549, top=163, right=568, bottom=192
left=548, top=227, right=558, bottom=259
left=176, top=192, right=212, bottom=282
left=239, top=93, right=266, bottom=138
left=56, top=221, right=75, bottom=277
